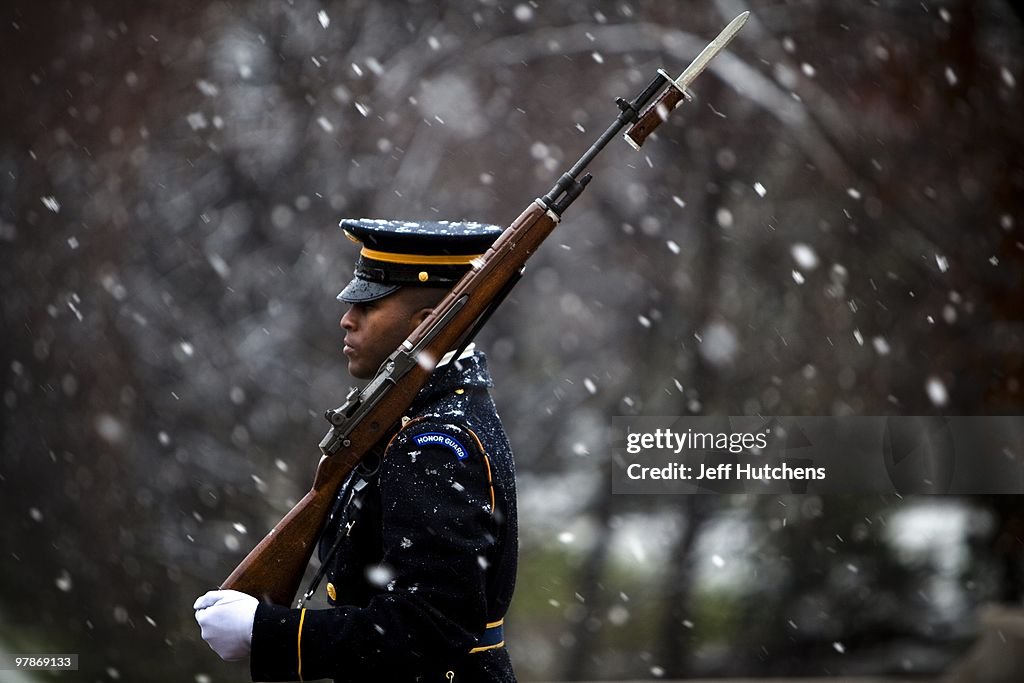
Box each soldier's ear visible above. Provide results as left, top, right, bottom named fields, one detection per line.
left=410, top=307, right=434, bottom=328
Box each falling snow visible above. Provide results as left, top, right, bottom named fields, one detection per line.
left=791, top=243, right=820, bottom=270
left=56, top=570, right=73, bottom=592
left=926, top=377, right=949, bottom=406
left=716, top=207, right=733, bottom=228
left=514, top=4, right=534, bottom=22
left=366, top=564, right=394, bottom=588
left=1002, top=67, right=1017, bottom=88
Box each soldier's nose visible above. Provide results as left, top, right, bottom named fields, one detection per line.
left=341, top=307, right=356, bottom=331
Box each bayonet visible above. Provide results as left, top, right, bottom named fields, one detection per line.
left=672, top=11, right=749, bottom=94
left=624, top=12, right=750, bottom=149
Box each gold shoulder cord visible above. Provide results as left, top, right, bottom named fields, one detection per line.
left=296, top=607, right=307, bottom=681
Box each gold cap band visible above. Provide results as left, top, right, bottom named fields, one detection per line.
left=359, top=246, right=483, bottom=265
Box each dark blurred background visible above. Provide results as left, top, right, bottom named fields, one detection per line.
left=2, top=1, right=1023, bottom=681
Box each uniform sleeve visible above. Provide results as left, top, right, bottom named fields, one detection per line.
left=250, top=422, right=497, bottom=682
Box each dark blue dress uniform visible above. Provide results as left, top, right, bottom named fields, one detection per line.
left=249, top=220, right=518, bottom=682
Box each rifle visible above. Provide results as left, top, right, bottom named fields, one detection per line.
left=222, top=12, right=750, bottom=607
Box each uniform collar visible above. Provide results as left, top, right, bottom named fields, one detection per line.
left=411, top=349, right=493, bottom=412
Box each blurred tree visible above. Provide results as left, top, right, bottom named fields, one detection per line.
left=1, top=1, right=1022, bottom=681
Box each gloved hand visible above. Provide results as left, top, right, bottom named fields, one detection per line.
left=194, top=589, right=258, bottom=661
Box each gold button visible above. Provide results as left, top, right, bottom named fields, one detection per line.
left=418, top=271, right=429, bottom=282
left=454, top=388, right=465, bottom=395
left=327, top=582, right=337, bottom=601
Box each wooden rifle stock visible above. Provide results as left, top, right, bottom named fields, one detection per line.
left=221, top=486, right=336, bottom=606
left=220, top=15, right=748, bottom=605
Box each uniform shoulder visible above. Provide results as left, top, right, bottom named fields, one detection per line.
left=389, top=416, right=481, bottom=463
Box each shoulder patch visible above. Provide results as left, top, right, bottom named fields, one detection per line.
left=412, top=432, right=471, bottom=460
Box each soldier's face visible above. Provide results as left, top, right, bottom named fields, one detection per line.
left=339, top=289, right=432, bottom=379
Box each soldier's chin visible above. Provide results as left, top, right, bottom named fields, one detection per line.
left=348, top=359, right=373, bottom=380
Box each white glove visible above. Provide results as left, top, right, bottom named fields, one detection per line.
left=194, top=589, right=258, bottom=661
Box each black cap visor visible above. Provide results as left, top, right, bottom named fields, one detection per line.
left=337, top=276, right=401, bottom=303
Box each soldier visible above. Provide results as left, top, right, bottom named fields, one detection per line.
left=195, top=219, right=519, bottom=682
